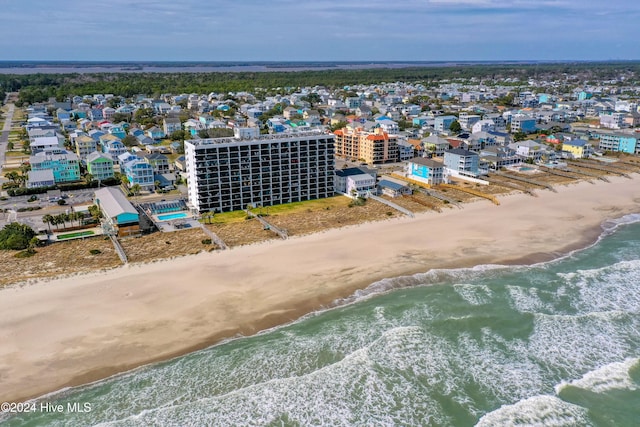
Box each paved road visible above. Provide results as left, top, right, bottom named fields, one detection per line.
left=1, top=102, right=16, bottom=170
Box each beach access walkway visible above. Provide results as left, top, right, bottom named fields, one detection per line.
left=367, top=194, right=415, bottom=217
left=246, top=210, right=288, bottom=239
left=197, top=223, right=228, bottom=250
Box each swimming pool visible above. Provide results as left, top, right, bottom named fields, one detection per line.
left=158, top=212, right=188, bottom=221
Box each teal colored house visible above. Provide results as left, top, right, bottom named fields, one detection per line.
left=598, top=133, right=638, bottom=154
left=29, top=151, right=81, bottom=183
left=406, top=157, right=444, bottom=185
left=618, top=137, right=637, bottom=154
left=109, top=125, right=127, bottom=140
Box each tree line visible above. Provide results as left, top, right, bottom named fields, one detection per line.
left=2, top=61, right=640, bottom=106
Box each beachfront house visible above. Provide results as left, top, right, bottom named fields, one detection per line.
left=334, top=167, right=377, bottom=198
left=406, top=157, right=444, bottom=185
left=94, top=187, right=140, bottom=237
left=597, top=132, right=639, bottom=154
left=377, top=177, right=412, bottom=198
left=444, top=148, right=480, bottom=178
left=562, top=139, right=593, bottom=159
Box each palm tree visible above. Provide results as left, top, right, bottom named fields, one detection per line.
left=42, top=214, right=54, bottom=233
left=5, top=171, right=20, bottom=185
left=131, top=183, right=141, bottom=198
left=84, top=173, right=95, bottom=186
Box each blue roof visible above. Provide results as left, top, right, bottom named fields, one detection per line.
left=378, top=179, right=407, bottom=191
left=566, top=139, right=587, bottom=147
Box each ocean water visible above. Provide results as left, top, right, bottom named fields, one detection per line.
left=3, top=215, right=640, bottom=427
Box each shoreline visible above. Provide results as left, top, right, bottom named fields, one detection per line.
left=1, top=176, right=640, bottom=403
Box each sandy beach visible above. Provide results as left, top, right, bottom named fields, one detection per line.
left=1, top=175, right=640, bottom=403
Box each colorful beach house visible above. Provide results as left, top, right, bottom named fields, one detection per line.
left=406, top=157, right=444, bottom=185
left=562, top=139, right=593, bottom=159
left=29, top=151, right=81, bottom=183
left=86, top=152, right=115, bottom=181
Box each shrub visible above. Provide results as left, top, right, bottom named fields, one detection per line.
left=57, top=199, right=66, bottom=205
left=14, top=249, right=37, bottom=258
left=89, top=249, right=101, bottom=255
left=201, top=238, right=212, bottom=245
left=0, top=223, right=36, bottom=250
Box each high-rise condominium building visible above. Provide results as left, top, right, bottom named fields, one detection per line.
left=185, top=128, right=335, bottom=213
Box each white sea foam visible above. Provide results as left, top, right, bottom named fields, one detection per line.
left=558, top=259, right=640, bottom=314
left=506, top=284, right=556, bottom=313
left=453, top=283, right=493, bottom=306
left=475, top=395, right=592, bottom=427
left=556, top=358, right=640, bottom=394
left=528, top=311, right=633, bottom=379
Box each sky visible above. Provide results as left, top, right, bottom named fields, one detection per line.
left=2, top=0, right=639, bottom=62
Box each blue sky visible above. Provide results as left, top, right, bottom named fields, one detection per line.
left=3, top=0, right=639, bottom=61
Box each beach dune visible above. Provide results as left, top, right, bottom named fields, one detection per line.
left=1, top=176, right=640, bottom=403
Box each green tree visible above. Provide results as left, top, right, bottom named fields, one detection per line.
left=122, top=135, right=139, bottom=147
left=42, top=214, right=54, bottom=233
left=330, top=121, right=347, bottom=132
left=169, top=129, right=186, bottom=141
left=5, top=171, right=20, bottom=185
left=449, top=120, right=462, bottom=133
left=0, top=223, right=36, bottom=250
left=131, top=183, right=141, bottom=197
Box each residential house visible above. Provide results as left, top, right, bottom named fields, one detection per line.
left=510, top=140, right=549, bottom=162
left=108, top=125, right=127, bottom=139
left=86, top=152, right=115, bottom=181
left=334, top=167, right=377, bottom=198
left=26, top=169, right=56, bottom=189
left=562, top=139, right=593, bottom=158
left=434, top=115, right=457, bottom=132
left=479, top=146, right=521, bottom=171
left=30, top=136, right=63, bottom=154
left=471, top=119, right=496, bottom=134
left=146, top=126, right=165, bottom=141
left=377, top=177, right=412, bottom=198
left=406, top=157, right=444, bottom=185
left=29, top=151, right=81, bottom=183
left=444, top=148, right=480, bottom=178
left=397, top=140, right=415, bottom=162
left=140, top=152, right=171, bottom=174
left=102, top=137, right=127, bottom=164
left=120, top=155, right=155, bottom=191
left=459, top=113, right=481, bottom=131
left=510, top=115, right=537, bottom=134
left=423, top=134, right=450, bottom=157
left=75, top=135, right=98, bottom=161
left=163, top=117, right=182, bottom=136
left=102, top=107, right=116, bottom=121
left=598, top=132, right=639, bottom=154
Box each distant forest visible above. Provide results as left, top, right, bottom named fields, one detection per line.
left=2, top=62, right=639, bottom=106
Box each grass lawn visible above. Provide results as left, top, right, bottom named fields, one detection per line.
left=5, top=151, right=27, bottom=158
left=201, top=196, right=351, bottom=225
left=57, top=230, right=96, bottom=240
